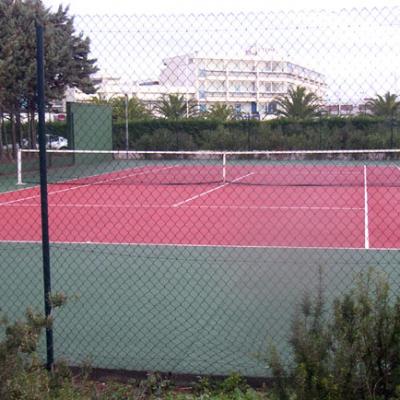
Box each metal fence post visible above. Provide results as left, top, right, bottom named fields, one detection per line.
left=36, top=21, right=54, bottom=370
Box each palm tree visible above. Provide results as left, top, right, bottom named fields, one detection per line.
left=275, top=86, right=321, bottom=119
left=110, top=96, right=152, bottom=121
left=89, top=94, right=108, bottom=105
left=366, top=92, right=399, bottom=118
left=89, top=95, right=152, bottom=121
left=155, top=94, right=197, bottom=119
left=206, top=103, right=235, bottom=121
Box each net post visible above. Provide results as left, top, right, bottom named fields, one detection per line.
left=222, top=153, right=226, bottom=183
left=17, top=148, right=23, bottom=185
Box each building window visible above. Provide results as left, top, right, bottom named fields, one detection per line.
left=263, top=61, right=272, bottom=72
left=199, top=104, right=207, bottom=113
left=266, top=102, right=277, bottom=115
left=199, top=90, right=206, bottom=99
left=272, top=62, right=283, bottom=72
left=264, top=82, right=272, bottom=93
left=272, top=82, right=284, bottom=93
left=235, top=103, right=242, bottom=114
left=199, top=69, right=206, bottom=77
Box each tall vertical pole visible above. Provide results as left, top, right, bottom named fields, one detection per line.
left=17, top=148, right=22, bottom=185
left=124, top=93, right=129, bottom=152
left=36, top=22, right=54, bottom=370
left=247, top=113, right=250, bottom=151
left=222, top=153, right=226, bottom=183
left=185, top=56, right=189, bottom=118
left=390, top=111, right=394, bottom=149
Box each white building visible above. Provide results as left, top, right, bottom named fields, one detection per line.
left=58, top=48, right=327, bottom=119
left=155, top=47, right=327, bottom=118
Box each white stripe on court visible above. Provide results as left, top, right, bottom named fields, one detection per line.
left=364, top=165, right=370, bottom=249
left=172, top=172, right=254, bottom=207
left=392, top=163, right=400, bottom=171
left=0, top=238, right=398, bottom=251
left=1, top=202, right=364, bottom=212
left=0, top=165, right=177, bottom=206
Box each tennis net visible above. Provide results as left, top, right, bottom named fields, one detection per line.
left=17, top=149, right=400, bottom=187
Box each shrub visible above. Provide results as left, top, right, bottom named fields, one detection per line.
left=268, top=268, right=400, bottom=400
left=111, top=116, right=400, bottom=152
left=134, top=128, right=196, bottom=151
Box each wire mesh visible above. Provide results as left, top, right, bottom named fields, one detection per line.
left=1, top=5, right=400, bottom=378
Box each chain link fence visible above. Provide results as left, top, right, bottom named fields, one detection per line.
left=1, top=5, right=400, bottom=378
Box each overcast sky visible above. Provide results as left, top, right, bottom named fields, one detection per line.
left=40, top=0, right=400, bottom=103
left=43, top=0, right=400, bottom=15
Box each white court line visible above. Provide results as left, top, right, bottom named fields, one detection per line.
left=0, top=239, right=398, bottom=251
left=392, top=163, right=400, bottom=171
left=364, top=165, right=370, bottom=249
left=1, top=160, right=152, bottom=197
left=172, top=172, right=254, bottom=207
left=0, top=165, right=177, bottom=206
left=1, top=202, right=364, bottom=211
left=180, top=204, right=364, bottom=211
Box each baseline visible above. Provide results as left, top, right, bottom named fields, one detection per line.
left=0, top=239, right=399, bottom=251
left=1, top=203, right=365, bottom=211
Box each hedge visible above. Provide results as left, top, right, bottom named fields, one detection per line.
left=1, top=116, right=398, bottom=152
left=113, top=116, right=399, bottom=151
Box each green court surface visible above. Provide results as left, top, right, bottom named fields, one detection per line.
left=1, top=241, right=399, bottom=377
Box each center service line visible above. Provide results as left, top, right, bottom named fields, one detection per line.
left=364, top=165, right=370, bottom=249
left=172, top=172, right=254, bottom=207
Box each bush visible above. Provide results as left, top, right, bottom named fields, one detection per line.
left=268, top=268, right=400, bottom=400
left=198, top=126, right=248, bottom=150
left=134, top=128, right=196, bottom=151
left=111, top=116, right=399, bottom=152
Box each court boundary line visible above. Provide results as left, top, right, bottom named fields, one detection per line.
left=364, top=165, right=369, bottom=249
left=0, top=239, right=398, bottom=251
left=172, top=172, right=254, bottom=207
left=2, top=159, right=152, bottom=196
left=1, top=202, right=365, bottom=212
left=0, top=165, right=177, bottom=206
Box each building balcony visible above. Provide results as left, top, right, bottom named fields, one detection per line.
left=228, top=91, right=257, bottom=96
left=199, top=91, right=227, bottom=101
left=258, top=71, right=325, bottom=85
left=228, top=73, right=257, bottom=81
left=198, top=75, right=226, bottom=81
left=258, top=92, right=285, bottom=98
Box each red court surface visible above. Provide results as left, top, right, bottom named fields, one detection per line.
left=1, top=164, right=399, bottom=250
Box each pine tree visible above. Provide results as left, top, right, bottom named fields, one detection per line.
left=0, top=0, right=99, bottom=158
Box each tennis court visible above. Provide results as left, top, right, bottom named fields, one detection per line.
left=1, top=149, right=400, bottom=376
left=2, top=150, right=400, bottom=249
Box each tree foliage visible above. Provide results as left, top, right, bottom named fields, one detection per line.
left=89, top=95, right=152, bottom=121
left=110, top=96, right=152, bottom=121
left=367, top=92, right=400, bottom=118
left=275, top=86, right=321, bottom=119
left=0, top=0, right=98, bottom=157
left=155, top=93, right=197, bottom=119
left=205, top=103, right=236, bottom=121
left=268, top=268, right=400, bottom=400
